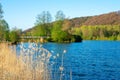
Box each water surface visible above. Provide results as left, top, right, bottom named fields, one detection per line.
left=17, top=40, right=120, bottom=80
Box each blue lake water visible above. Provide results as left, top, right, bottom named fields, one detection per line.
left=17, top=40, right=120, bottom=80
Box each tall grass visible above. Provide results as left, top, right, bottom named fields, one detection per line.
left=0, top=43, right=71, bottom=80
left=0, top=43, right=51, bottom=80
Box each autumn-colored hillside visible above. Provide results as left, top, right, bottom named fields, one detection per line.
left=83, top=12, right=120, bottom=25
left=24, top=11, right=120, bottom=34
left=18, top=11, right=120, bottom=42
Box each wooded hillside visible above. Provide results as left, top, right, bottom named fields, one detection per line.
left=24, top=11, right=120, bottom=33
left=23, top=11, right=120, bottom=41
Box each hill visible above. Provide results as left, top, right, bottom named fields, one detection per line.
left=21, top=11, right=120, bottom=42
left=24, top=11, right=120, bottom=33
left=83, top=12, right=120, bottom=25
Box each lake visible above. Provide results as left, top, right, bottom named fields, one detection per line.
left=16, top=40, right=120, bottom=80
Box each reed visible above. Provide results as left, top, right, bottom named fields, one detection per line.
left=0, top=43, right=51, bottom=80
left=0, top=43, right=70, bottom=80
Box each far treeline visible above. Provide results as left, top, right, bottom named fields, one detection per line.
left=23, top=11, right=83, bottom=42
left=0, top=2, right=120, bottom=43
left=24, top=10, right=120, bottom=42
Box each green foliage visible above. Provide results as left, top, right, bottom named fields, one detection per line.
left=33, top=11, right=52, bottom=36
left=31, top=23, right=52, bottom=36
left=51, top=11, right=81, bottom=42
left=52, top=29, right=69, bottom=42
left=73, top=25, right=120, bottom=40
left=32, top=25, right=47, bottom=36
left=25, top=10, right=120, bottom=42
left=27, top=10, right=83, bottom=42
left=9, top=28, right=22, bottom=43
left=117, top=35, right=120, bottom=40
left=6, top=10, right=120, bottom=42
left=0, top=20, right=9, bottom=41
left=51, top=20, right=82, bottom=42
left=109, top=36, right=117, bottom=40
left=0, top=3, right=10, bottom=42
left=9, top=31, right=18, bottom=43
left=51, top=21, right=65, bottom=42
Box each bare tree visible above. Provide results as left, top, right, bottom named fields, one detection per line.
left=35, top=11, right=52, bottom=25
left=0, top=3, right=3, bottom=20
left=55, top=10, right=65, bottom=21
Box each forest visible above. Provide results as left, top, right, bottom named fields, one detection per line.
left=23, top=11, right=120, bottom=42
left=0, top=2, right=120, bottom=43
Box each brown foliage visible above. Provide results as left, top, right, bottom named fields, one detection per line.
left=84, top=12, right=120, bottom=25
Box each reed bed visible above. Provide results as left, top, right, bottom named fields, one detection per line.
left=0, top=43, right=51, bottom=80
left=0, top=43, right=70, bottom=80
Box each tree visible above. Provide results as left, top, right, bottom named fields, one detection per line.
left=35, top=11, right=52, bottom=25
left=9, top=30, right=18, bottom=43
left=32, top=25, right=47, bottom=36
left=51, top=11, right=80, bottom=42
left=51, top=11, right=65, bottom=42
left=51, top=21, right=64, bottom=42
left=0, top=3, right=3, bottom=19
left=34, top=11, right=52, bottom=36
left=0, top=3, right=9, bottom=41
left=55, top=10, right=65, bottom=21
left=0, top=20, right=9, bottom=41
left=9, top=27, right=22, bottom=43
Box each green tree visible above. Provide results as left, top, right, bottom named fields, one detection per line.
left=51, top=11, right=65, bottom=42
left=9, top=31, right=18, bottom=43
left=51, top=11, right=71, bottom=42
left=0, top=3, right=9, bottom=41
left=9, top=28, right=22, bottom=43
left=0, top=20, right=9, bottom=41
left=34, top=11, right=52, bottom=36
left=79, top=25, right=120, bottom=40
left=32, top=25, right=47, bottom=36
left=51, top=21, right=64, bottom=42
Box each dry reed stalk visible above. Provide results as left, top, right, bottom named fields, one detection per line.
left=0, top=43, right=27, bottom=80
left=0, top=43, right=51, bottom=80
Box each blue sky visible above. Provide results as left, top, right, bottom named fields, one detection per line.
left=1, top=0, right=120, bottom=30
